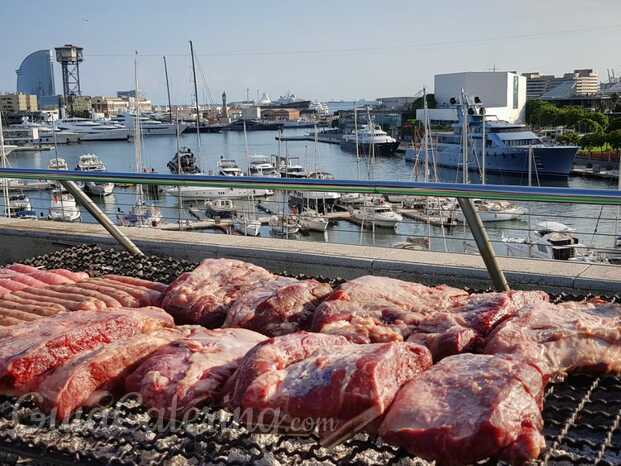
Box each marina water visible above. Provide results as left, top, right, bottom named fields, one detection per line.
left=8, top=128, right=619, bottom=256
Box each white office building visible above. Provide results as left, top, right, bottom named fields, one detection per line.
left=418, top=71, right=527, bottom=124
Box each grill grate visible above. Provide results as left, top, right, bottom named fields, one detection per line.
left=0, top=245, right=616, bottom=465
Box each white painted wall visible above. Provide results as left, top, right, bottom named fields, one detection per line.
left=433, top=72, right=526, bottom=123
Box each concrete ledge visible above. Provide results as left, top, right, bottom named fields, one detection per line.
left=0, top=218, right=620, bottom=295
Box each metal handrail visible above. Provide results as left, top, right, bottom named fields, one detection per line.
left=1, top=168, right=621, bottom=205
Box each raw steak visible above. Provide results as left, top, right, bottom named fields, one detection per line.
left=0, top=265, right=88, bottom=298
left=126, top=327, right=267, bottom=417
left=311, top=276, right=469, bottom=343
left=38, top=328, right=184, bottom=420
left=161, top=259, right=276, bottom=326
left=408, top=290, right=549, bottom=360
left=0, top=307, right=174, bottom=394
left=225, top=332, right=351, bottom=408
left=223, top=278, right=332, bottom=336
left=379, top=353, right=545, bottom=466
left=484, top=301, right=621, bottom=381
left=236, top=340, right=432, bottom=446
left=0, top=276, right=168, bottom=321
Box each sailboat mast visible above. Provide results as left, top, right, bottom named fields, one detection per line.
left=0, top=110, right=9, bottom=218
left=481, top=107, right=486, bottom=185
left=134, top=52, right=144, bottom=207
left=189, top=41, right=201, bottom=161
left=423, top=88, right=429, bottom=183
left=460, top=90, right=469, bottom=184
left=163, top=56, right=173, bottom=123
left=354, top=106, right=360, bottom=179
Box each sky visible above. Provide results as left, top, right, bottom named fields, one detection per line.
left=1, top=0, right=621, bottom=105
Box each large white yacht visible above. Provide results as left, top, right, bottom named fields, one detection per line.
left=341, top=124, right=400, bottom=156
left=115, top=113, right=188, bottom=136
left=52, top=118, right=129, bottom=141
left=248, top=155, right=281, bottom=177
left=76, top=154, right=115, bottom=196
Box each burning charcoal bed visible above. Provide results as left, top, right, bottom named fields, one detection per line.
left=0, top=245, right=617, bottom=465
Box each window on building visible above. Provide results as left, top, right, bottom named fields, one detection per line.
left=513, top=76, right=519, bottom=109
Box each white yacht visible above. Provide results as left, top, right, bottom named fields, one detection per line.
left=289, top=171, right=341, bottom=213
left=206, top=199, right=235, bottom=218
left=48, top=189, right=81, bottom=222
left=117, top=203, right=162, bottom=228
left=299, top=209, right=329, bottom=232
left=453, top=199, right=528, bottom=223
left=166, top=185, right=272, bottom=200
left=233, top=214, right=261, bottom=236
left=248, top=155, right=281, bottom=177
left=6, top=194, right=36, bottom=219
left=503, top=221, right=606, bottom=262
left=269, top=214, right=300, bottom=236
left=351, top=202, right=403, bottom=228
left=217, top=159, right=243, bottom=176
left=273, top=156, right=307, bottom=178
left=341, top=124, right=400, bottom=156
left=76, top=154, right=115, bottom=196
left=48, top=158, right=68, bottom=170
left=53, top=118, right=129, bottom=141
left=115, top=113, right=188, bottom=136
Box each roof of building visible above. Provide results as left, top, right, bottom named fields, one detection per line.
left=540, top=81, right=577, bottom=99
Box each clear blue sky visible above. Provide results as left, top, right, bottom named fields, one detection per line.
left=1, top=0, right=620, bottom=104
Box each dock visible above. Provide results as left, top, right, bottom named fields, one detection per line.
left=275, top=134, right=342, bottom=145
left=398, top=209, right=457, bottom=227
left=10, top=182, right=51, bottom=192
left=571, top=167, right=618, bottom=181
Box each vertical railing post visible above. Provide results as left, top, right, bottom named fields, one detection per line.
left=60, top=180, right=144, bottom=256
left=457, top=197, right=509, bottom=291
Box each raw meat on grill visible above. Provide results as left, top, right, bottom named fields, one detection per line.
left=126, top=327, right=267, bottom=417
left=0, top=307, right=174, bottom=394
left=0, top=276, right=168, bottom=324
left=223, top=278, right=332, bottom=336
left=407, top=290, right=549, bottom=360
left=0, top=265, right=88, bottom=298
left=379, top=353, right=545, bottom=466
left=225, top=332, right=351, bottom=408
left=311, top=275, right=469, bottom=343
left=484, top=301, right=621, bottom=381
left=233, top=337, right=432, bottom=446
left=38, top=328, right=184, bottom=420
left=162, top=258, right=276, bottom=327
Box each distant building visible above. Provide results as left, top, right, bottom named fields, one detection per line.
left=0, top=93, right=38, bottom=113
left=16, top=50, right=56, bottom=108
left=522, top=69, right=600, bottom=100
left=376, top=96, right=416, bottom=111
left=428, top=71, right=526, bottom=123
left=70, top=96, right=92, bottom=115
left=241, top=106, right=261, bottom=120
left=261, top=108, right=300, bottom=121
left=91, top=96, right=130, bottom=117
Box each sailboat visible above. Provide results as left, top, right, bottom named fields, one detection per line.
left=165, top=42, right=269, bottom=200
left=117, top=52, right=162, bottom=228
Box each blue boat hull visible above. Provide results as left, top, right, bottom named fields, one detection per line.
left=433, top=145, right=578, bottom=178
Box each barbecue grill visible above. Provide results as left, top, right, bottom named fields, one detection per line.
left=0, top=245, right=617, bottom=465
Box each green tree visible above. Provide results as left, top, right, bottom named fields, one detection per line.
left=608, top=130, right=621, bottom=153
left=557, top=131, right=580, bottom=145
left=589, top=112, right=609, bottom=130
left=581, top=132, right=606, bottom=150
left=575, top=119, right=603, bottom=134
left=609, top=117, right=621, bottom=132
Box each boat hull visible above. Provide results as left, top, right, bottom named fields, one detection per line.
left=340, top=140, right=400, bottom=157
left=86, top=182, right=115, bottom=196
left=166, top=186, right=272, bottom=200
left=434, top=144, right=578, bottom=178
